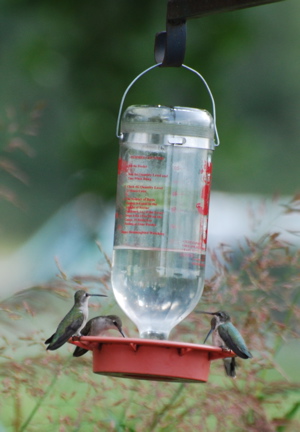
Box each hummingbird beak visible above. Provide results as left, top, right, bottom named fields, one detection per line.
left=203, top=328, right=213, bottom=344
left=88, top=293, right=107, bottom=297
left=197, top=311, right=215, bottom=315
left=115, top=324, right=126, bottom=338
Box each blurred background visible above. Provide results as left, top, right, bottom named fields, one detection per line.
left=0, top=0, right=299, bottom=293
left=1, top=2, right=300, bottom=430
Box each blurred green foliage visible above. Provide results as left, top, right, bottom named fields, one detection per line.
left=0, top=0, right=299, bottom=247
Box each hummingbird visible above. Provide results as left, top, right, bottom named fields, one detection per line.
left=199, top=310, right=252, bottom=378
left=73, top=314, right=126, bottom=357
left=45, top=290, right=107, bottom=351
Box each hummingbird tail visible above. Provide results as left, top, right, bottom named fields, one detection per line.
left=223, top=357, right=237, bottom=378
left=73, top=346, right=88, bottom=357
left=46, top=340, right=66, bottom=351
left=44, top=334, right=54, bottom=345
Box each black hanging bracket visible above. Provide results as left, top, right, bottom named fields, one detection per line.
left=154, top=17, right=187, bottom=67
left=154, top=0, right=285, bottom=67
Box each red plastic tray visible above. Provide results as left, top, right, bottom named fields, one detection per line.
left=70, top=337, right=234, bottom=383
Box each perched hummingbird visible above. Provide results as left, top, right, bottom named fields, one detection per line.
left=45, top=290, right=107, bottom=351
left=199, top=310, right=252, bottom=378
left=73, top=314, right=125, bottom=357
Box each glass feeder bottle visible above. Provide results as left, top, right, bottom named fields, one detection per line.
left=111, top=104, right=216, bottom=340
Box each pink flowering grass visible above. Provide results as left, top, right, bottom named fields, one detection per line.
left=1, top=196, right=300, bottom=431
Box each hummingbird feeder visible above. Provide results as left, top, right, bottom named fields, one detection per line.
left=70, top=0, right=281, bottom=382
left=70, top=40, right=228, bottom=383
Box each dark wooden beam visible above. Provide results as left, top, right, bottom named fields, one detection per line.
left=167, top=0, right=286, bottom=21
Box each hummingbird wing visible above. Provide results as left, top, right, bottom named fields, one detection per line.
left=218, top=322, right=253, bottom=359
left=46, top=311, right=85, bottom=351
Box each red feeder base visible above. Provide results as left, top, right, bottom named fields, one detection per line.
left=70, top=337, right=234, bottom=383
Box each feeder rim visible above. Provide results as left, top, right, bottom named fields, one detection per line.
left=70, top=336, right=235, bottom=361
